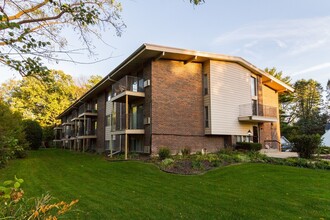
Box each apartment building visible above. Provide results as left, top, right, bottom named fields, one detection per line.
left=54, top=44, right=293, bottom=158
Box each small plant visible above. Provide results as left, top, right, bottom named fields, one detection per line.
left=160, top=158, right=175, bottom=169
left=129, top=153, right=139, bottom=159
left=181, top=147, right=191, bottom=157
left=0, top=176, right=79, bottom=219
left=318, top=146, right=330, bottom=155
left=192, top=160, right=204, bottom=170
left=158, top=147, right=171, bottom=160
left=247, top=151, right=267, bottom=162
left=195, top=151, right=202, bottom=155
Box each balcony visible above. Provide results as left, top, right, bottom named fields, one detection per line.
left=76, top=120, right=97, bottom=138
left=78, top=109, right=98, bottom=118
left=238, top=103, right=277, bottom=122
left=111, top=113, right=144, bottom=134
left=53, top=126, right=63, bottom=141
left=111, top=76, right=145, bottom=103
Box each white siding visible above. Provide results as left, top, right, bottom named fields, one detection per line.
left=106, top=101, right=112, bottom=116
left=209, top=60, right=254, bottom=135
left=105, top=126, right=111, bottom=140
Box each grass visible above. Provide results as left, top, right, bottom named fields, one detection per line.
left=1, top=149, right=330, bottom=219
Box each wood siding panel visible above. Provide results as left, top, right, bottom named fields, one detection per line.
left=210, top=60, right=254, bottom=135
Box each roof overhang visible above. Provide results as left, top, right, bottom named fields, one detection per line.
left=57, top=43, right=294, bottom=119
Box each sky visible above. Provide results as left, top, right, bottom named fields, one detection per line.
left=1, top=0, right=330, bottom=88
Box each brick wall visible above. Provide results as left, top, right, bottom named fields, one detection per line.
left=151, top=60, right=224, bottom=154
left=143, top=62, right=152, bottom=151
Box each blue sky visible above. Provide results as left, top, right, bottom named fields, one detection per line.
left=1, top=0, right=330, bottom=88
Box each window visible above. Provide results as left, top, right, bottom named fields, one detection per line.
left=204, top=106, right=209, bottom=128
left=251, top=76, right=258, bottom=115
left=236, top=135, right=251, bottom=143
left=203, top=74, right=208, bottom=95
left=106, top=115, right=111, bottom=126
left=107, top=91, right=111, bottom=101
left=250, top=76, right=257, bottom=97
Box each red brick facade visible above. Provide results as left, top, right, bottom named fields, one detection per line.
left=151, top=60, right=224, bottom=154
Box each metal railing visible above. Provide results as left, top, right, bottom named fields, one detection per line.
left=239, top=103, right=277, bottom=118
left=111, top=113, right=144, bottom=132
left=111, top=76, right=144, bottom=97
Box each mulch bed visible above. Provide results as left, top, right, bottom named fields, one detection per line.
left=160, top=160, right=230, bottom=175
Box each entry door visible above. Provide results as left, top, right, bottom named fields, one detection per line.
left=253, top=126, right=259, bottom=143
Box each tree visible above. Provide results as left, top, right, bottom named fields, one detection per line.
left=1, top=71, right=102, bottom=147
left=0, top=0, right=125, bottom=80
left=264, top=67, right=294, bottom=137
left=326, top=79, right=330, bottom=116
left=23, top=119, right=43, bottom=150
left=74, top=74, right=103, bottom=98
left=1, top=70, right=78, bottom=127
left=190, top=0, right=205, bottom=4
left=0, top=0, right=203, bottom=80
left=292, top=79, right=328, bottom=135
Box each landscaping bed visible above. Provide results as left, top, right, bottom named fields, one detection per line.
left=107, top=148, right=330, bottom=175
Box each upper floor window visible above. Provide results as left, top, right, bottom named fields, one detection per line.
left=203, top=74, right=208, bottom=95
left=107, top=91, right=111, bottom=101
left=251, top=76, right=257, bottom=98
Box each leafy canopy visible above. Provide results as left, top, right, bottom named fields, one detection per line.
left=0, top=0, right=125, bottom=80
left=0, top=70, right=102, bottom=127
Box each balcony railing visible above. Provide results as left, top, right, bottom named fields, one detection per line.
left=239, top=103, right=277, bottom=118
left=111, top=113, right=144, bottom=132
left=111, top=76, right=144, bottom=97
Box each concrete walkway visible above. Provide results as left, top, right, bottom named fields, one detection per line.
left=262, top=151, right=298, bottom=159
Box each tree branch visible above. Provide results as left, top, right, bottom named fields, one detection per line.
left=17, top=11, right=66, bottom=26
left=5, top=0, right=49, bottom=21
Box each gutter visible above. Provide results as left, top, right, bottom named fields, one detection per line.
left=56, top=44, right=148, bottom=119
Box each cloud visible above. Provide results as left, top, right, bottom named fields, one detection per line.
left=213, top=16, right=330, bottom=56
left=292, top=62, right=330, bottom=76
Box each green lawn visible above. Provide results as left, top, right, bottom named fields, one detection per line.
left=1, top=149, right=329, bottom=219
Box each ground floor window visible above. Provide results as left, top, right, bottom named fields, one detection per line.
left=236, top=135, right=252, bottom=143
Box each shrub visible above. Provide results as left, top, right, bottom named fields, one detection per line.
left=291, top=134, right=321, bottom=159
left=158, top=147, right=171, bottom=160
left=181, top=147, right=191, bottom=157
left=0, top=148, right=11, bottom=168
left=247, top=151, right=267, bottom=162
left=192, top=160, right=204, bottom=170
left=23, top=120, right=43, bottom=150
left=236, top=142, right=262, bottom=151
left=318, top=146, right=330, bottom=154
left=0, top=101, right=28, bottom=167
left=218, top=148, right=236, bottom=155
